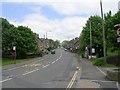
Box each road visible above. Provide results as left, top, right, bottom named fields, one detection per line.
left=2, top=48, right=119, bottom=90
left=2, top=48, right=80, bottom=88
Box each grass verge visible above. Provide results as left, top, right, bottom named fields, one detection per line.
left=2, top=58, right=35, bottom=66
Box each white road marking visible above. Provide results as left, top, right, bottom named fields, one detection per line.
left=0, top=78, right=12, bottom=83
left=3, top=51, right=63, bottom=80
left=22, top=65, right=27, bottom=67
left=4, top=66, right=24, bottom=71
left=81, top=79, right=116, bottom=83
left=52, top=61, right=55, bottom=64
left=116, top=82, right=119, bottom=90
left=3, top=58, right=44, bottom=71
left=51, top=51, right=62, bottom=64
left=6, top=75, right=13, bottom=78
left=22, top=69, right=39, bottom=75
left=43, top=64, right=50, bottom=68
left=96, top=67, right=106, bottom=76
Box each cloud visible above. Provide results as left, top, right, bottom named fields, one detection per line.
left=3, top=0, right=120, bottom=15
left=9, top=13, right=87, bottom=42
left=5, top=0, right=120, bottom=42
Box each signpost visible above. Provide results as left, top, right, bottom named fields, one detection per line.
left=13, top=46, right=16, bottom=64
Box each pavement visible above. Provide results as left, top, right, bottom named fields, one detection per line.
left=77, top=58, right=120, bottom=90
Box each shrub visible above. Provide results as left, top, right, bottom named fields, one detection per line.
left=92, top=57, right=115, bottom=67
left=92, top=57, right=106, bottom=66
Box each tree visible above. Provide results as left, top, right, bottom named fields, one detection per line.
left=54, top=40, right=60, bottom=48
left=78, top=11, right=120, bottom=55
left=79, top=16, right=103, bottom=53
left=104, top=11, right=120, bottom=51
left=62, top=40, right=69, bottom=47
left=2, top=18, right=37, bottom=59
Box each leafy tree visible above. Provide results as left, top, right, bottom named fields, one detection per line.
left=2, top=18, right=37, bottom=59
left=78, top=11, right=120, bottom=55
left=54, top=40, right=60, bottom=48
left=104, top=11, right=120, bottom=51
left=62, top=40, right=69, bottom=47
left=79, top=16, right=103, bottom=53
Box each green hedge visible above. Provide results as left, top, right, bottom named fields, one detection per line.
left=91, top=57, right=115, bottom=67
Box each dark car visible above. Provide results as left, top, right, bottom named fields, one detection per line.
left=51, top=50, right=55, bottom=54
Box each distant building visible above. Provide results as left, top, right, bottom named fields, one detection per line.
left=66, top=37, right=79, bottom=52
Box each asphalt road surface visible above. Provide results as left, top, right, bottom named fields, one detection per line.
left=2, top=48, right=80, bottom=88
left=1, top=48, right=119, bottom=90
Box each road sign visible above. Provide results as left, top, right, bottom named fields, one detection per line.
left=92, top=48, right=95, bottom=53
left=114, top=24, right=120, bottom=43
left=117, top=37, right=120, bottom=42
left=117, top=28, right=120, bottom=36
left=13, top=46, right=16, bottom=51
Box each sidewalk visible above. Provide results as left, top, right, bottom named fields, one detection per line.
left=77, top=58, right=119, bottom=89
left=77, top=58, right=102, bottom=88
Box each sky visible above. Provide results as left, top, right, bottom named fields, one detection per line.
left=1, top=0, right=120, bottom=42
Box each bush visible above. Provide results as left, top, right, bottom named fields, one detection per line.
left=92, top=58, right=105, bottom=66
left=92, top=57, right=115, bottom=67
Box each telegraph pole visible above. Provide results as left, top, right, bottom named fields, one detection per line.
left=89, top=20, right=92, bottom=59
left=100, top=0, right=106, bottom=62
left=46, top=32, right=47, bottom=39
left=44, top=34, right=45, bottom=49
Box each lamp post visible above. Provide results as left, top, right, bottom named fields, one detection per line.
left=13, top=46, right=16, bottom=64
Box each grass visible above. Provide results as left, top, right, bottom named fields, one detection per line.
left=2, top=58, right=35, bottom=66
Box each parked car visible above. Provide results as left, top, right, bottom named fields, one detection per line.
left=64, top=48, right=67, bottom=51
left=51, top=50, right=55, bottom=54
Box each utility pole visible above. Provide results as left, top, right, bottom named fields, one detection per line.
left=44, top=34, right=45, bottom=49
left=100, top=0, right=106, bottom=62
left=46, top=32, right=47, bottom=39
left=89, top=20, right=92, bottom=59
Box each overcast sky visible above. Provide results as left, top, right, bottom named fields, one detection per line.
left=1, top=0, right=120, bottom=42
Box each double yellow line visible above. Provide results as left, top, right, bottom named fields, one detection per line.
left=66, top=69, right=79, bottom=90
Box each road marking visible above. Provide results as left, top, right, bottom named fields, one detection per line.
left=0, top=78, right=12, bottom=83
left=66, top=71, right=78, bottom=90
left=96, top=67, right=106, bottom=76
left=52, top=61, right=55, bottom=64
left=4, top=66, right=24, bottom=71
left=3, top=58, right=44, bottom=71
left=116, top=82, right=119, bottom=90
left=6, top=75, right=13, bottom=78
left=39, top=59, right=44, bottom=61
left=43, top=64, right=50, bottom=68
left=81, top=79, right=116, bottom=83
left=51, top=52, right=62, bottom=64
left=22, top=65, right=28, bottom=67
left=22, top=69, right=39, bottom=75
